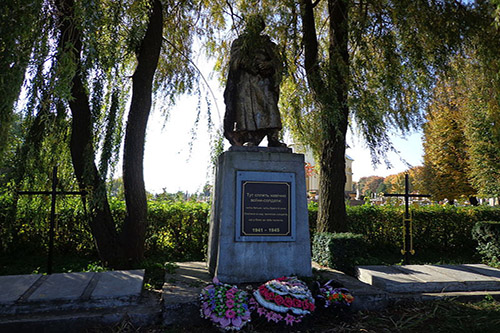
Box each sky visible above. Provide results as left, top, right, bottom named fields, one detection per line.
left=142, top=80, right=424, bottom=194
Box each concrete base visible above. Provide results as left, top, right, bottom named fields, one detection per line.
left=0, top=270, right=161, bottom=332
left=357, top=264, right=500, bottom=295
left=208, top=147, right=312, bottom=283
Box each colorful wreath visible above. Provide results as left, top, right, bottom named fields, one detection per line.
left=251, top=276, right=315, bottom=326
left=200, top=278, right=251, bottom=331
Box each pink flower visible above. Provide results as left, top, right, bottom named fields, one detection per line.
left=284, top=297, right=293, bottom=308
left=274, top=295, right=284, bottom=305
left=226, top=292, right=235, bottom=299
left=225, top=299, right=235, bottom=308
left=225, top=309, right=236, bottom=319
left=265, top=311, right=275, bottom=322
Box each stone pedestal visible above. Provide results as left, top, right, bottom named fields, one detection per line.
left=207, top=147, right=312, bottom=283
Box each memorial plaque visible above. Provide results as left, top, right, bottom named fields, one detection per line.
left=235, top=171, right=296, bottom=242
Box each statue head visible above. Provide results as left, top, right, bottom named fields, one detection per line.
left=244, top=14, right=265, bottom=36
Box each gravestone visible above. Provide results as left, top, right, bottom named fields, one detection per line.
left=207, top=146, right=312, bottom=283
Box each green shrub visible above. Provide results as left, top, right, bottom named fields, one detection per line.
left=472, top=221, right=500, bottom=265
left=308, top=201, right=318, bottom=235
left=146, top=200, right=210, bottom=261
left=346, top=205, right=500, bottom=257
left=312, top=232, right=367, bottom=275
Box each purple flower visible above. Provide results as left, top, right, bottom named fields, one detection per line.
left=284, top=314, right=296, bottom=326
left=272, top=312, right=283, bottom=323
left=232, top=316, right=242, bottom=328
left=257, top=306, right=267, bottom=316
left=210, top=313, right=220, bottom=323
left=219, top=316, right=230, bottom=328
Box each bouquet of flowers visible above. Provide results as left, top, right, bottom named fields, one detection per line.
left=316, top=279, right=354, bottom=308
left=251, top=276, right=315, bottom=326
left=200, top=278, right=251, bottom=331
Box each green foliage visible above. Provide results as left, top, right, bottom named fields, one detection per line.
left=472, top=221, right=500, bottom=266
left=146, top=200, right=210, bottom=261
left=346, top=205, right=500, bottom=258
left=3, top=191, right=500, bottom=270
left=312, top=232, right=367, bottom=275
left=308, top=201, right=318, bottom=235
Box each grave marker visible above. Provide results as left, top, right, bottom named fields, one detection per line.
left=384, top=173, right=430, bottom=264
left=17, top=166, right=87, bottom=274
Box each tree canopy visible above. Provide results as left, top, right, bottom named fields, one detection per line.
left=205, top=0, right=498, bottom=231
left=1, top=0, right=500, bottom=264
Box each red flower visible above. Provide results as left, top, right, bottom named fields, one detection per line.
left=292, top=298, right=302, bottom=308
left=309, top=302, right=316, bottom=311
left=274, top=295, right=285, bottom=305
left=264, top=291, right=274, bottom=301
left=284, top=297, right=293, bottom=308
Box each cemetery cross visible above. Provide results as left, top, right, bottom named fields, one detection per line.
left=17, top=166, right=87, bottom=274
left=383, top=173, right=430, bottom=265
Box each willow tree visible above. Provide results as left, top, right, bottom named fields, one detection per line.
left=210, top=0, right=484, bottom=232
left=2, top=0, right=217, bottom=267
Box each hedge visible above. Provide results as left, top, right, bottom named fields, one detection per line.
left=2, top=195, right=500, bottom=263
left=345, top=204, right=500, bottom=255
left=472, top=221, right=500, bottom=265
left=312, top=232, right=367, bottom=275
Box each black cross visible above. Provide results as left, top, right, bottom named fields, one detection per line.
left=384, top=173, right=431, bottom=264
left=17, top=166, right=87, bottom=274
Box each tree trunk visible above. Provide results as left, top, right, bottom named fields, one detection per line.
left=55, top=0, right=123, bottom=266
left=300, top=0, right=349, bottom=232
left=121, top=0, right=163, bottom=264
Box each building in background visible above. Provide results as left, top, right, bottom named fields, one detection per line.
left=292, top=144, right=355, bottom=201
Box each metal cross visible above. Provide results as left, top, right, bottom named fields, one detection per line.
left=17, top=166, right=87, bottom=274
left=384, top=173, right=431, bottom=264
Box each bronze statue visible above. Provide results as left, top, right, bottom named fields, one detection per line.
left=223, top=16, right=286, bottom=147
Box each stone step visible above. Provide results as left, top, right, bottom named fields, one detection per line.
left=0, top=291, right=162, bottom=333
left=356, top=264, right=500, bottom=294
left=0, top=270, right=145, bottom=315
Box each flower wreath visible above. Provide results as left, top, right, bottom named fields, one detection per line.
left=199, top=278, right=251, bottom=331
left=316, top=279, right=354, bottom=308
left=251, top=276, right=315, bottom=326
